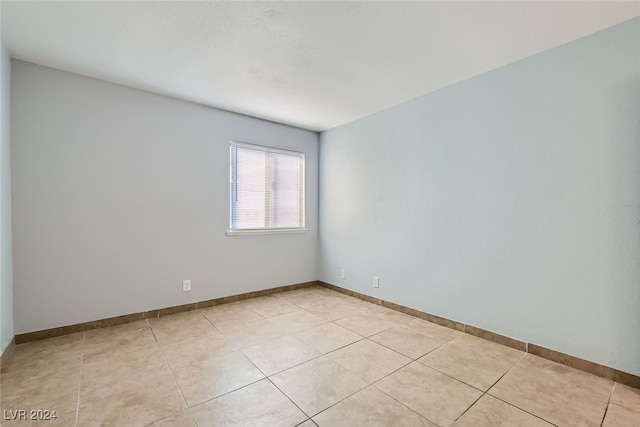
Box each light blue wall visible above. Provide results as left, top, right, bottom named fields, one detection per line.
left=1, top=39, right=14, bottom=352
left=319, top=18, right=640, bottom=375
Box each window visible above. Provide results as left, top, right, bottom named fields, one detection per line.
left=228, top=142, right=305, bottom=234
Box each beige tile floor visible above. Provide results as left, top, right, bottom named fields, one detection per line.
left=1, top=286, right=639, bottom=426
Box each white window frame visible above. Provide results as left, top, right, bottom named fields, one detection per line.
left=227, top=141, right=306, bottom=236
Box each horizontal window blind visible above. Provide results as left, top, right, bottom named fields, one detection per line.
left=230, top=142, right=305, bottom=231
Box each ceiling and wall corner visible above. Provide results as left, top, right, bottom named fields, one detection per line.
left=1, top=1, right=638, bottom=131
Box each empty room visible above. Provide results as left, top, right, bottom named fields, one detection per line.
left=1, top=1, right=639, bottom=426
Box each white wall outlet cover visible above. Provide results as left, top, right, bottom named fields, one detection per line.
left=340, top=269, right=346, bottom=279
left=182, top=280, right=191, bottom=292
left=373, top=276, right=379, bottom=288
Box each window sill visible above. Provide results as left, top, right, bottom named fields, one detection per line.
left=226, top=228, right=307, bottom=236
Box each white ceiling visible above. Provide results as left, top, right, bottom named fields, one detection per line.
left=2, top=1, right=639, bottom=131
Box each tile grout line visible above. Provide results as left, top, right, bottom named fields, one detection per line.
left=460, top=349, right=561, bottom=426
left=235, top=309, right=427, bottom=421
left=189, top=377, right=266, bottom=408
left=370, top=384, right=439, bottom=426
left=361, top=336, right=436, bottom=362
left=376, top=346, right=503, bottom=423
left=407, top=345, right=562, bottom=426
left=493, top=347, right=612, bottom=426
left=74, top=331, right=86, bottom=427
left=483, top=352, right=561, bottom=427
left=145, top=317, right=195, bottom=426
left=301, top=377, right=373, bottom=420
left=599, top=382, right=616, bottom=427
left=197, top=308, right=228, bottom=337
left=361, top=356, right=441, bottom=425
left=409, top=348, right=495, bottom=395
left=448, top=392, right=485, bottom=426
left=450, top=351, right=526, bottom=426
left=147, top=318, right=161, bottom=345
left=487, top=394, right=561, bottom=427
left=164, top=313, right=305, bottom=414
left=241, top=332, right=370, bottom=379
left=153, top=309, right=282, bottom=419
left=156, top=337, right=190, bottom=412
left=235, top=310, right=403, bottom=422
left=264, top=376, right=310, bottom=421
left=257, top=300, right=509, bottom=425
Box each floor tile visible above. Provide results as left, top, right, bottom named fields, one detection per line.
left=80, top=346, right=168, bottom=398
left=602, top=403, right=640, bottom=427
left=610, top=382, right=640, bottom=410
left=271, top=356, right=368, bottom=416
left=365, top=306, right=415, bottom=325
left=295, top=292, right=350, bottom=309
left=418, top=334, right=523, bottom=390
left=334, top=314, right=395, bottom=337
left=78, top=370, right=186, bottom=427
left=313, top=385, right=436, bottom=427
left=370, top=325, right=446, bottom=359
left=275, top=288, right=345, bottom=309
left=376, top=361, right=482, bottom=426
left=83, top=320, right=158, bottom=362
left=294, top=323, right=362, bottom=354
left=404, top=318, right=461, bottom=342
left=241, top=335, right=321, bottom=376
left=5, top=289, right=634, bottom=427
left=1, top=333, right=83, bottom=376
left=0, top=333, right=84, bottom=412
left=148, top=311, right=217, bottom=345
left=160, top=331, right=235, bottom=361
left=200, top=303, right=264, bottom=325
left=269, top=310, right=327, bottom=334
left=214, top=318, right=286, bottom=348
left=242, top=296, right=300, bottom=318
left=330, top=298, right=375, bottom=313
left=452, top=395, right=553, bottom=426
left=489, top=354, right=613, bottom=427
left=326, top=339, right=411, bottom=383
left=1, top=364, right=81, bottom=414
left=165, top=348, right=264, bottom=406
left=275, top=290, right=323, bottom=308
left=191, top=379, right=307, bottom=427
left=146, top=410, right=197, bottom=426
left=304, top=301, right=362, bottom=321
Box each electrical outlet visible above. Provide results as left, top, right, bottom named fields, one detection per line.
left=182, top=280, right=191, bottom=292
left=373, top=276, right=379, bottom=288
left=340, top=269, right=346, bottom=280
